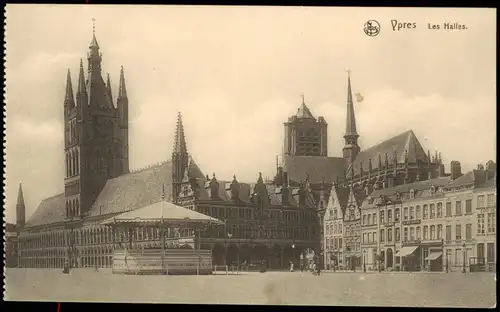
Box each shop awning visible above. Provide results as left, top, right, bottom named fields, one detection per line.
left=396, top=246, right=418, bottom=257
left=425, top=252, right=443, bottom=261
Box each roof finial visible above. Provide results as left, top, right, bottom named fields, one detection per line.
left=92, top=18, right=96, bottom=35
left=301, top=93, right=305, bottom=105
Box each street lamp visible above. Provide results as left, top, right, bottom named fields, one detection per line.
left=462, top=243, right=466, bottom=273
left=363, top=249, right=367, bottom=273
left=292, top=244, right=295, bottom=265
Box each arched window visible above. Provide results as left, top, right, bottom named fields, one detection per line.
left=416, top=206, right=421, bottom=219
left=423, top=226, right=429, bottom=240
left=416, top=226, right=421, bottom=240
left=430, top=225, right=436, bottom=240
left=388, top=210, right=392, bottom=223
left=403, top=207, right=409, bottom=220
left=395, top=208, right=400, bottom=222
left=410, top=207, right=414, bottom=220
left=430, top=204, right=435, bottom=219
left=423, top=205, right=428, bottom=219
left=380, top=229, right=385, bottom=242
left=387, top=228, right=393, bottom=242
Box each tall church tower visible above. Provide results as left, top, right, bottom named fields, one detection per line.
left=16, top=183, right=26, bottom=229
left=342, top=72, right=360, bottom=164
left=172, top=112, right=189, bottom=204
left=284, top=96, right=328, bottom=157
left=63, top=26, right=130, bottom=218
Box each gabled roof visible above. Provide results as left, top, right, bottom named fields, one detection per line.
left=348, top=130, right=430, bottom=174
left=25, top=193, right=66, bottom=227
left=328, top=184, right=350, bottom=211
left=283, top=155, right=346, bottom=184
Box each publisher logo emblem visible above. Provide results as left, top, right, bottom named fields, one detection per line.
left=364, top=20, right=381, bottom=37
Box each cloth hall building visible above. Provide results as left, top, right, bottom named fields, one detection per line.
left=13, top=28, right=459, bottom=271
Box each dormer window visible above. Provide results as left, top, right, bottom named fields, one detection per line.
left=430, top=185, right=436, bottom=194
left=367, top=196, right=373, bottom=204
left=409, top=189, right=415, bottom=199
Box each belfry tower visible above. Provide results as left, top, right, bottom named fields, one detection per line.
left=63, top=24, right=130, bottom=218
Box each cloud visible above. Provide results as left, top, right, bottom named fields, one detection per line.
left=4, top=5, right=496, bottom=224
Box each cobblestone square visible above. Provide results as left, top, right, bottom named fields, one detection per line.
left=5, top=269, right=496, bottom=307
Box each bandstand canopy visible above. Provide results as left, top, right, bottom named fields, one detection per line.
left=100, top=201, right=225, bottom=228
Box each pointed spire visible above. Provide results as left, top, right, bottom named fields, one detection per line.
left=89, top=18, right=99, bottom=50
left=232, top=175, right=238, bottom=184
left=427, top=150, right=431, bottom=167
left=404, top=149, right=409, bottom=164
left=77, top=59, right=86, bottom=95
left=384, top=153, right=389, bottom=169
left=118, top=66, right=128, bottom=99
left=378, top=154, right=382, bottom=173
left=106, top=73, right=113, bottom=105
left=257, top=172, right=263, bottom=183
left=16, top=183, right=26, bottom=227
left=17, top=183, right=25, bottom=209
left=434, top=150, right=438, bottom=164
left=173, top=112, right=188, bottom=156
left=345, top=70, right=358, bottom=136
left=65, top=69, right=75, bottom=108
left=438, top=152, right=442, bottom=164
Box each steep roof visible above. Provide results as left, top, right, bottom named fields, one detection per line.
left=25, top=193, right=66, bottom=227
left=295, top=102, right=315, bottom=119
left=90, top=155, right=206, bottom=217
left=348, top=130, right=430, bottom=174
left=283, top=155, right=346, bottom=184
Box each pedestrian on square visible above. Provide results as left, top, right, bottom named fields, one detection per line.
left=289, top=260, right=294, bottom=272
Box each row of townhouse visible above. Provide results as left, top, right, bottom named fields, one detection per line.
left=322, top=161, right=496, bottom=272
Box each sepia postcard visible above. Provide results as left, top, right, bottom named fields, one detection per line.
left=3, top=4, right=497, bottom=307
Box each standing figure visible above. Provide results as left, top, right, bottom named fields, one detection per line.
left=289, top=260, right=294, bottom=272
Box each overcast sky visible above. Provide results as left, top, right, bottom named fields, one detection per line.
left=5, top=5, right=496, bottom=224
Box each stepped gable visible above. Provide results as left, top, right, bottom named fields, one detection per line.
left=347, top=130, right=429, bottom=174
left=283, top=155, right=346, bottom=185
left=25, top=193, right=66, bottom=227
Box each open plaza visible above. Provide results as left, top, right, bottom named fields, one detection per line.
left=5, top=268, right=496, bottom=307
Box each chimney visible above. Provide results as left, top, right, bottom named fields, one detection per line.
left=450, top=161, right=462, bottom=180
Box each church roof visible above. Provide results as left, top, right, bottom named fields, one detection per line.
left=348, top=130, right=429, bottom=174
left=283, top=155, right=346, bottom=185
left=25, top=193, right=66, bottom=227
left=295, top=102, right=315, bottom=119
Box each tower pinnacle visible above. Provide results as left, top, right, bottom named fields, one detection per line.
left=173, top=112, right=188, bottom=156
left=118, top=66, right=128, bottom=99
